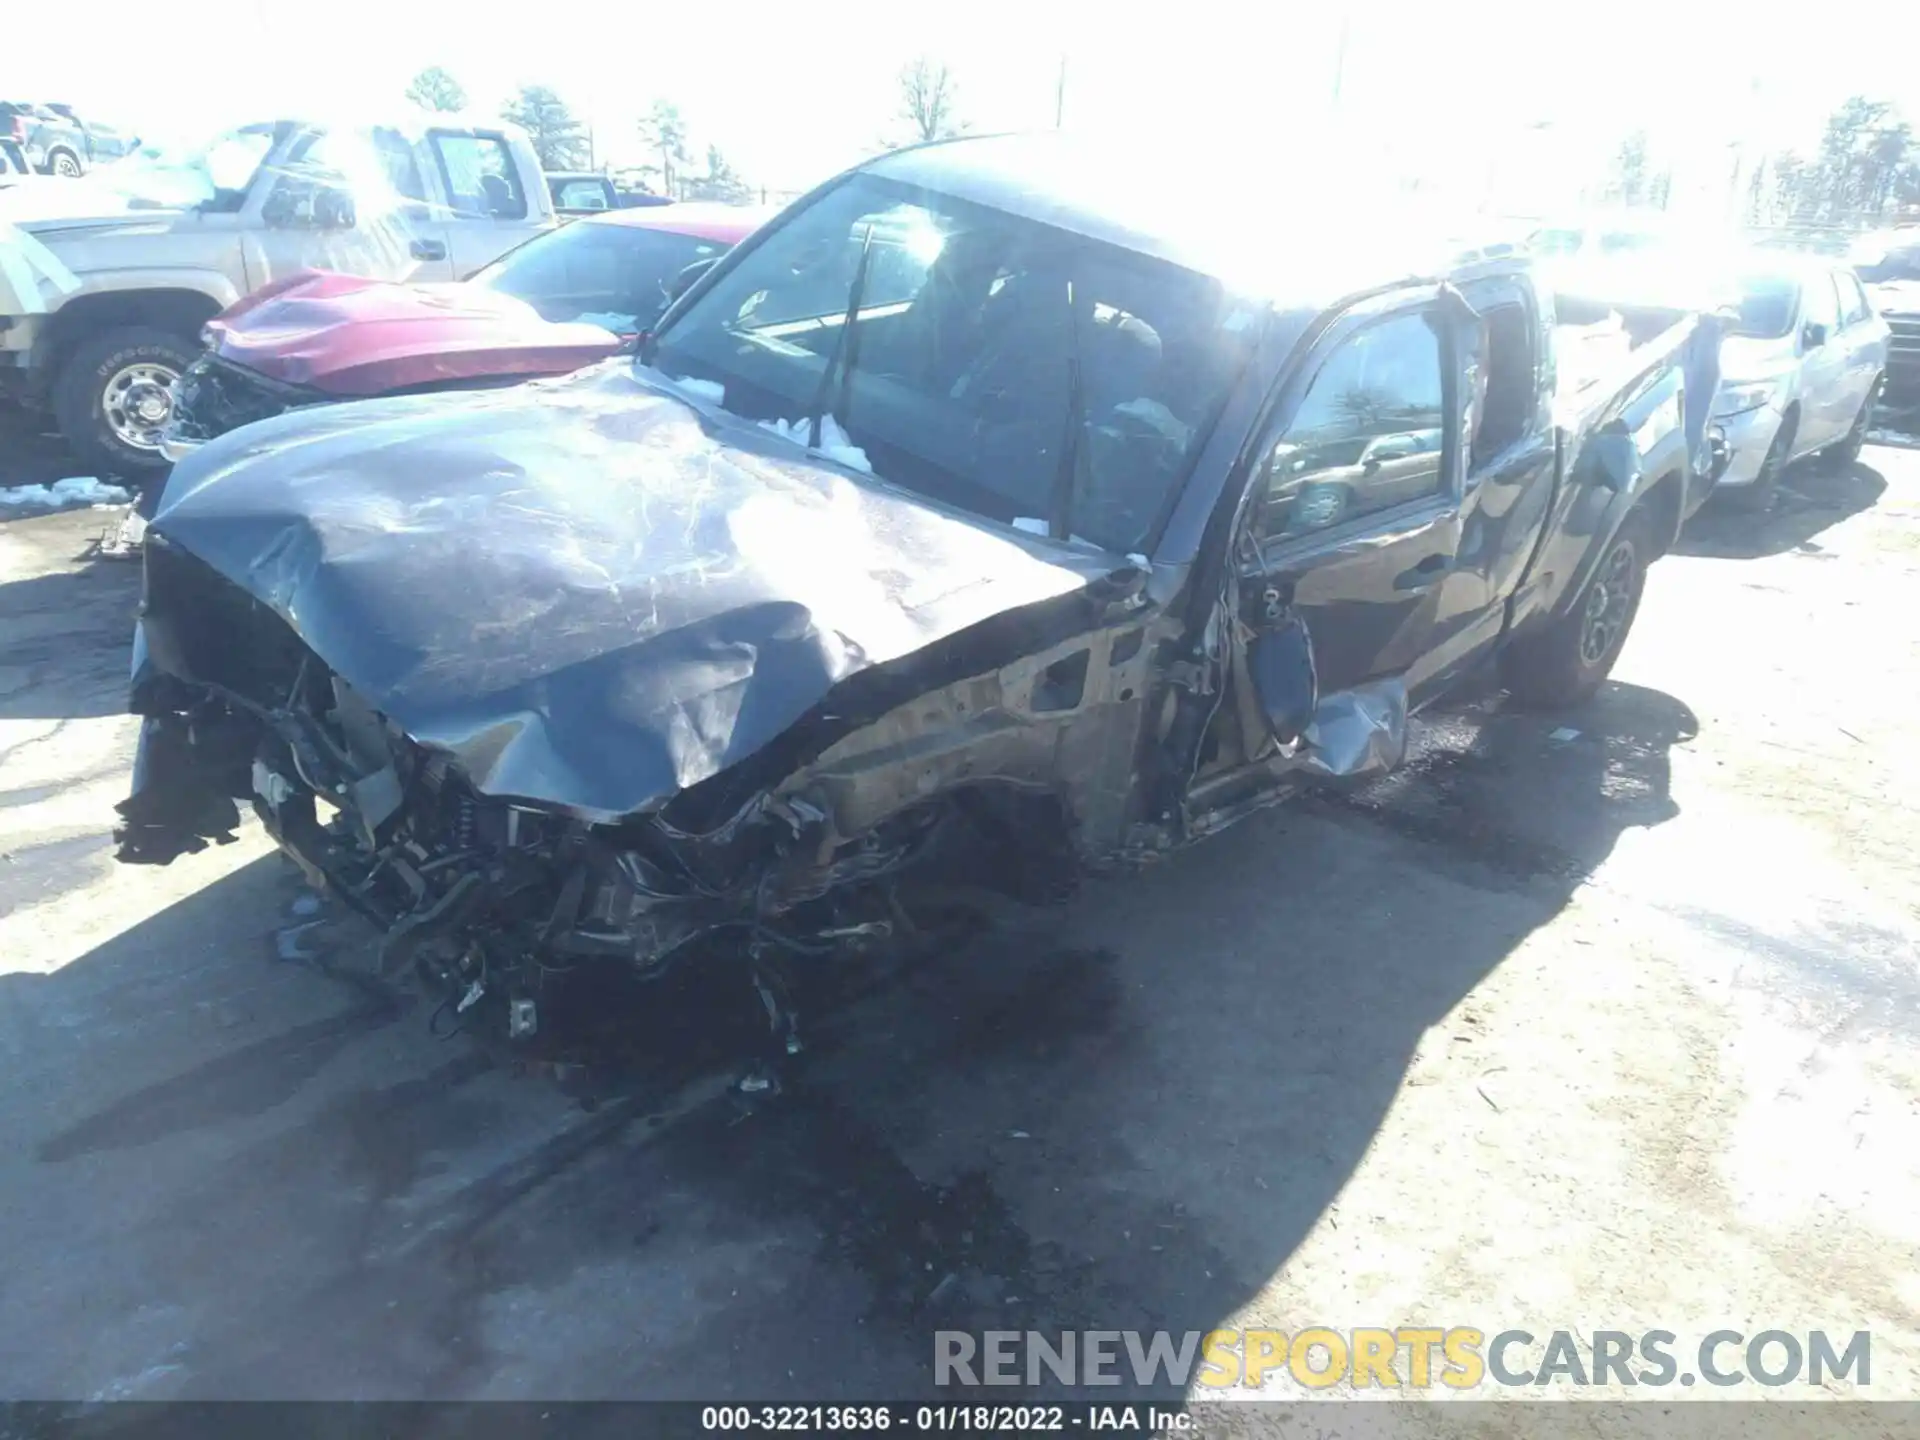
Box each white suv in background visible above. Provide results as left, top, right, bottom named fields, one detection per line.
left=0, top=114, right=554, bottom=475
left=1710, top=255, right=1889, bottom=510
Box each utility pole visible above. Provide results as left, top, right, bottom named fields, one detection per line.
left=1054, top=54, right=1067, bottom=129
left=1330, top=9, right=1351, bottom=110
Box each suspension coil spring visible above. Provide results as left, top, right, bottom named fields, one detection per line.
left=453, top=792, right=477, bottom=852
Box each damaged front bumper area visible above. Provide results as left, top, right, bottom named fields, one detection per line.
left=117, top=541, right=1090, bottom=1047
left=160, top=355, right=318, bottom=462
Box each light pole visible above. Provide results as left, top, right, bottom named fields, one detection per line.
left=1331, top=8, right=1351, bottom=110
left=1054, top=54, right=1067, bottom=129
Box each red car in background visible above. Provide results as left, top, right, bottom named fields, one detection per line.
left=160, top=202, right=768, bottom=461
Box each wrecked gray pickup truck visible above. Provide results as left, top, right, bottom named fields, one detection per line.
left=118, top=134, right=1722, bottom=1049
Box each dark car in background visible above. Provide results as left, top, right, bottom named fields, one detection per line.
left=1, top=101, right=139, bottom=177
left=161, top=202, right=769, bottom=459
left=1851, top=226, right=1920, bottom=416
left=544, top=171, right=676, bottom=217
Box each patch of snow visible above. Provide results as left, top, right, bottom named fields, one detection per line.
left=756, top=413, right=873, bottom=473
left=572, top=311, right=638, bottom=333
left=1009, top=517, right=1105, bottom=548
left=0, top=475, right=133, bottom=509
left=814, top=414, right=873, bottom=474
left=675, top=377, right=727, bottom=404
left=1867, top=429, right=1920, bottom=447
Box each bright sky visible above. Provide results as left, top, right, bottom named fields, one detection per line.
left=7, top=0, right=1918, bottom=209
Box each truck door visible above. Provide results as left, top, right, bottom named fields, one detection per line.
left=425, top=129, right=549, bottom=278
left=244, top=126, right=455, bottom=285
left=1421, top=275, right=1557, bottom=686
left=1239, top=290, right=1467, bottom=710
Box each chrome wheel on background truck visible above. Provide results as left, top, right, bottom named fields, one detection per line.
left=51, top=327, right=199, bottom=478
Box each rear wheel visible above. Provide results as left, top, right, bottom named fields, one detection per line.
left=52, top=326, right=200, bottom=478
left=1503, top=508, right=1652, bottom=709
left=46, top=147, right=83, bottom=178
left=1823, top=377, right=1881, bottom=469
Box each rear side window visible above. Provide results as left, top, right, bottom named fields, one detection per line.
left=1255, top=309, right=1449, bottom=542
left=553, top=178, right=609, bottom=211
left=1470, top=300, right=1535, bottom=466
left=432, top=132, right=527, bottom=220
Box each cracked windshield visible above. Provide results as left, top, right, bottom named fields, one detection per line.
left=3, top=1, right=1920, bottom=1427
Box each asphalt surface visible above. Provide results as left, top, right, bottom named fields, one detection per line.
left=2, top=421, right=1917, bottom=1419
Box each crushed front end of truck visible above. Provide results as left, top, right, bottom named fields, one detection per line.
left=117, top=372, right=1162, bottom=1052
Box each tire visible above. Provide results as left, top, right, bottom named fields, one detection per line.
left=47, top=147, right=83, bottom=178
left=1822, top=377, right=1880, bottom=469
left=52, top=326, right=201, bottom=478
left=1721, top=411, right=1794, bottom=514
left=1502, top=507, right=1652, bottom=709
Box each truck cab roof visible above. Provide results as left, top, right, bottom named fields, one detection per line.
left=868, top=131, right=1528, bottom=316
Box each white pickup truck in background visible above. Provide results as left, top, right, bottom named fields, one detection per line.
left=0, top=114, right=554, bottom=474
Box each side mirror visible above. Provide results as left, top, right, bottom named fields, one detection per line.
left=667, top=255, right=719, bottom=306
left=1246, top=615, right=1318, bottom=750
left=261, top=182, right=355, bottom=230
left=314, top=186, right=356, bottom=230
left=1583, top=428, right=1643, bottom=494
left=261, top=186, right=299, bottom=228
left=1801, top=321, right=1829, bottom=351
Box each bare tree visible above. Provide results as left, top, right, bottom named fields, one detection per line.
left=636, top=101, right=691, bottom=199
left=896, top=57, right=963, bottom=145
left=405, top=66, right=467, bottom=113
left=684, top=144, right=752, bottom=204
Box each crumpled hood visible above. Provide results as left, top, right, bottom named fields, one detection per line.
left=146, top=365, right=1116, bottom=819
left=206, top=271, right=626, bottom=395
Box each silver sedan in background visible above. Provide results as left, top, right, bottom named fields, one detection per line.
left=1711, top=256, right=1889, bottom=510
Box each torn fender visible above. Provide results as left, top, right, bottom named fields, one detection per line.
left=140, top=364, right=1124, bottom=821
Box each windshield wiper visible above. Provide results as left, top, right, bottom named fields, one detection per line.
left=807, top=222, right=877, bottom=449
left=1048, top=279, right=1092, bottom=542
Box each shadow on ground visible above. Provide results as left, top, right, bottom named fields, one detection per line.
left=2, top=675, right=1698, bottom=1402
left=0, top=538, right=141, bottom=722
left=0, top=409, right=80, bottom=493
left=1678, top=458, right=1886, bottom=561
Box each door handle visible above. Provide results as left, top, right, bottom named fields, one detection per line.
left=1395, top=553, right=1453, bottom=592
left=410, top=238, right=447, bottom=261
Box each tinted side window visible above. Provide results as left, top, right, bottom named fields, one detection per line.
left=433, top=133, right=528, bottom=220
left=1801, top=272, right=1841, bottom=332
left=554, top=179, right=610, bottom=210
left=371, top=128, right=428, bottom=204
left=1836, top=270, right=1871, bottom=328
left=1256, top=311, right=1447, bottom=542
left=1470, top=300, right=1535, bottom=466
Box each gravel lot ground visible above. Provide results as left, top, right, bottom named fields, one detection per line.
left=1, top=416, right=1917, bottom=1424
